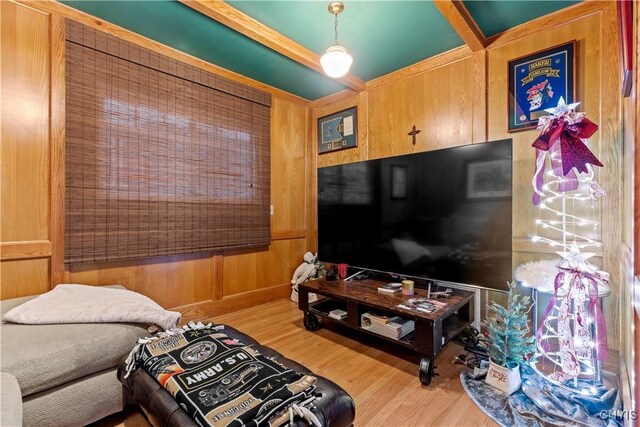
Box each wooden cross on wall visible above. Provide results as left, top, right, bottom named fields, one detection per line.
left=408, top=125, right=421, bottom=145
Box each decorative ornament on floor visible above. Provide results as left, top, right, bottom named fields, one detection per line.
left=484, top=282, right=535, bottom=395
left=290, top=252, right=322, bottom=303
left=525, top=96, right=612, bottom=394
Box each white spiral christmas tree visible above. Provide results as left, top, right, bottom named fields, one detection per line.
left=519, top=98, right=610, bottom=393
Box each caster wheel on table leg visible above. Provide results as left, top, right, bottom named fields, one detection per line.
left=419, top=357, right=436, bottom=386
left=303, top=313, right=322, bottom=331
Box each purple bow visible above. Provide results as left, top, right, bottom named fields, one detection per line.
left=531, top=116, right=601, bottom=205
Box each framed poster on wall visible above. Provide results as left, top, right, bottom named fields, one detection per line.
left=318, top=107, right=357, bottom=154
left=508, top=41, right=575, bottom=132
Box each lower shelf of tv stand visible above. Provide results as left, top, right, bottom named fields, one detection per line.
left=298, top=278, right=474, bottom=386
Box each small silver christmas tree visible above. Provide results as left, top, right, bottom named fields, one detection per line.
left=485, top=282, right=535, bottom=368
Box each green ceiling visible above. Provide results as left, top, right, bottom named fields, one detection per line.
left=62, top=1, right=581, bottom=101
left=60, top=0, right=347, bottom=100
left=228, top=1, right=464, bottom=81
left=463, top=0, right=580, bottom=37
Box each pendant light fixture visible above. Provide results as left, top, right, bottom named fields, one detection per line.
left=320, top=2, right=353, bottom=78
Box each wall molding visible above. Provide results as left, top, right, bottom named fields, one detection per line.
left=50, top=13, right=65, bottom=288
left=471, top=50, right=487, bottom=143
left=485, top=1, right=609, bottom=49
left=309, top=89, right=359, bottom=109
left=175, top=283, right=291, bottom=322
left=512, top=237, right=604, bottom=257
left=0, top=241, right=52, bottom=261
left=272, top=230, right=307, bottom=241
left=365, top=45, right=472, bottom=92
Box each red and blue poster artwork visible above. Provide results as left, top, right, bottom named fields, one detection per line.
left=508, top=41, right=575, bottom=132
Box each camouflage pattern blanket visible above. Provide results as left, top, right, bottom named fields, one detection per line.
left=131, top=323, right=317, bottom=427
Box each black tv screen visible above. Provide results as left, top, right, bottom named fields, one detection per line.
left=318, top=139, right=512, bottom=291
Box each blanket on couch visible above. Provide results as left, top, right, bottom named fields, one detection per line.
left=2, top=284, right=180, bottom=330
left=128, top=323, right=318, bottom=427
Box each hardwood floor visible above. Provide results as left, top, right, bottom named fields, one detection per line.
left=96, top=298, right=494, bottom=427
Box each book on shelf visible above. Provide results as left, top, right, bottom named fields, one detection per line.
left=361, top=312, right=414, bottom=339
left=365, top=313, right=392, bottom=324
left=328, top=309, right=347, bottom=320
left=377, top=282, right=402, bottom=294
left=397, top=298, right=447, bottom=314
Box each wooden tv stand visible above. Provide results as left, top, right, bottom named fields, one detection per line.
left=297, top=278, right=474, bottom=385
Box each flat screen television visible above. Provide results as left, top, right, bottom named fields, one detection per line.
left=317, top=139, right=512, bottom=292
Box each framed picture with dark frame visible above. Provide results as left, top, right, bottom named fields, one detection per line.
left=465, top=158, right=511, bottom=200
left=508, top=41, right=575, bottom=132
left=318, top=106, right=357, bottom=154
left=390, top=165, right=407, bottom=199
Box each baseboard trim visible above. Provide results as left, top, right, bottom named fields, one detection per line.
left=173, top=283, right=291, bottom=322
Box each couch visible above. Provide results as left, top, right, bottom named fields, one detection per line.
left=0, top=289, right=151, bottom=426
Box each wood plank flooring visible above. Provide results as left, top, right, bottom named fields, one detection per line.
left=96, top=298, right=495, bottom=427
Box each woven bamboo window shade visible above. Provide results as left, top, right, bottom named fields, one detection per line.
left=64, top=21, right=271, bottom=264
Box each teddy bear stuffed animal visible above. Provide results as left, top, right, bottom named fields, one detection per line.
left=290, top=252, right=319, bottom=303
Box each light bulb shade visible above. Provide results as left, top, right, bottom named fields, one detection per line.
left=320, top=45, right=353, bottom=78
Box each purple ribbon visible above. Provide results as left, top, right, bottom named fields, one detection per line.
left=531, top=115, right=600, bottom=206
left=536, top=266, right=608, bottom=360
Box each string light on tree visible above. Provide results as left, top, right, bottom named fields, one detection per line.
left=529, top=98, right=605, bottom=251
left=522, top=97, right=610, bottom=393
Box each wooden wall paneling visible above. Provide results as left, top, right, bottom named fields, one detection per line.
left=485, top=1, right=610, bottom=49
left=0, top=241, right=52, bottom=261
left=50, top=13, right=65, bottom=288
left=177, top=284, right=291, bottom=322
left=20, top=0, right=308, bottom=106
left=616, top=0, right=636, bottom=409
left=488, top=12, right=602, bottom=239
left=1, top=259, right=50, bottom=300
left=472, top=50, right=487, bottom=143
left=222, top=238, right=306, bottom=296
left=367, top=57, right=474, bottom=160
left=365, top=46, right=472, bottom=92
left=271, top=98, right=308, bottom=234
left=66, top=253, right=216, bottom=309
left=271, top=230, right=307, bottom=241
left=212, top=252, right=224, bottom=301
left=309, top=89, right=359, bottom=109
left=367, top=77, right=413, bottom=159
left=619, top=244, right=635, bottom=415
left=0, top=1, right=53, bottom=298
left=596, top=3, right=622, bottom=353
left=315, top=92, right=369, bottom=168
left=305, top=106, right=318, bottom=253
left=1, top=1, right=51, bottom=242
